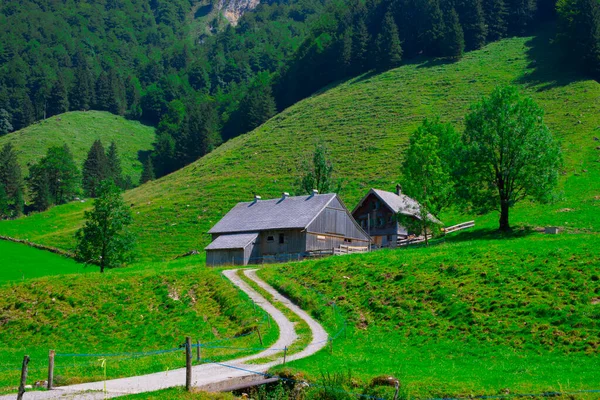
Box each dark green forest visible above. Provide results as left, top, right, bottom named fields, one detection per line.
left=0, top=0, right=598, bottom=179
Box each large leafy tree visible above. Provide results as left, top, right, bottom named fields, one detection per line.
left=82, top=140, right=109, bottom=197
left=300, top=143, right=341, bottom=195
left=459, top=86, right=562, bottom=231
left=75, top=181, right=135, bottom=273
left=401, top=118, right=457, bottom=245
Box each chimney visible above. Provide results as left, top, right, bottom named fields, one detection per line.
left=311, top=189, right=319, bottom=197
left=395, top=184, right=402, bottom=196
left=253, top=195, right=261, bottom=203
left=281, top=192, right=290, bottom=200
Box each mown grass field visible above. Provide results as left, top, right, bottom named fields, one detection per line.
left=0, top=111, right=155, bottom=183
left=0, top=28, right=598, bottom=259
left=0, top=257, right=278, bottom=394
left=258, top=232, right=600, bottom=398
left=0, top=240, right=85, bottom=284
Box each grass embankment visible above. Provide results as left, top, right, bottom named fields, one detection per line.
left=0, top=258, right=278, bottom=394
left=258, top=232, right=600, bottom=398
left=0, top=111, right=155, bottom=182
left=0, top=240, right=85, bottom=283
left=1, top=29, right=598, bottom=259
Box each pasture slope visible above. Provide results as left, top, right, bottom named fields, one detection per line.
left=0, top=111, right=155, bottom=182
left=0, top=29, right=598, bottom=259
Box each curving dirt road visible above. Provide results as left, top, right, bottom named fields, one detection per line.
left=0, top=269, right=328, bottom=399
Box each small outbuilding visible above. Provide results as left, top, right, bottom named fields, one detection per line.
left=205, top=191, right=371, bottom=266
left=352, top=185, right=442, bottom=248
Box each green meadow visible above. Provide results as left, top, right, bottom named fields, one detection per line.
left=0, top=240, right=85, bottom=284
left=0, top=111, right=155, bottom=182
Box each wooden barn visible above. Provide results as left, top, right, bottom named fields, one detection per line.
left=352, top=185, right=442, bottom=248
left=205, top=191, right=371, bottom=266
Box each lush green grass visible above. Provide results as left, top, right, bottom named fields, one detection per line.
left=0, top=111, right=155, bottom=183
left=0, top=240, right=85, bottom=284
left=0, top=257, right=278, bottom=393
left=0, top=29, right=598, bottom=260
left=257, top=232, right=600, bottom=398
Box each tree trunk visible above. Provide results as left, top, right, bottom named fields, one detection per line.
left=499, top=200, right=510, bottom=232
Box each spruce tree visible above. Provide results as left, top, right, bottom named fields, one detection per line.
left=181, top=101, right=219, bottom=163
left=351, top=18, right=370, bottom=74
left=140, top=156, right=155, bottom=184
left=71, top=64, right=94, bottom=111
left=507, top=0, right=536, bottom=36
left=483, top=0, right=508, bottom=41
left=443, top=8, right=465, bottom=59
left=108, top=70, right=126, bottom=115
left=455, top=0, right=487, bottom=50
left=95, top=72, right=112, bottom=111
left=106, top=141, right=123, bottom=188
left=28, top=162, right=52, bottom=212
left=82, top=140, right=109, bottom=197
left=13, top=93, right=35, bottom=129
left=375, top=11, right=403, bottom=71
left=0, top=143, right=24, bottom=215
left=340, top=28, right=353, bottom=76
left=238, top=76, right=277, bottom=134
left=0, top=184, right=8, bottom=218
left=47, top=76, right=69, bottom=117
left=423, top=0, right=446, bottom=56
left=0, top=108, right=12, bottom=136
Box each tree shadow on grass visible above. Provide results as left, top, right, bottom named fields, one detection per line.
left=514, top=25, right=585, bottom=92
left=445, top=226, right=538, bottom=245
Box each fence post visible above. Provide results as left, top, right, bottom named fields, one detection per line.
left=196, top=339, right=201, bottom=363
left=256, top=326, right=263, bottom=346
left=48, top=349, right=55, bottom=390
left=185, top=337, right=192, bottom=392
left=17, top=355, right=29, bottom=400
left=283, top=346, right=288, bottom=365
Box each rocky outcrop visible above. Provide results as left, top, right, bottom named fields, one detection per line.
left=217, top=0, right=260, bottom=25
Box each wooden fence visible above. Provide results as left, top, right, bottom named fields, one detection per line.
left=334, top=245, right=369, bottom=255
left=442, top=220, right=475, bottom=234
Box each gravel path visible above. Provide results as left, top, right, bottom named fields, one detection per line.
left=1, top=269, right=327, bottom=399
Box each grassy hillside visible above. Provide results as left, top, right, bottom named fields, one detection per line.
left=0, top=30, right=599, bottom=259
left=0, top=240, right=85, bottom=284
left=0, top=111, right=155, bottom=182
left=258, top=232, right=600, bottom=398
left=0, top=257, right=277, bottom=393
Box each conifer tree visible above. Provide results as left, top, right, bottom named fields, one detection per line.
left=47, top=76, right=69, bottom=117
left=423, top=0, right=446, bottom=56
left=483, top=0, right=508, bottom=41
left=340, top=28, right=353, bottom=76
left=0, top=108, right=12, bottom=136
left=140, top=156, right=155, bottom=184
left=82, top=140, right=109, bottom=197
left=0, top=143, right=24, bottom=216
left=351, top=18, right=370, bottom=73
left=108, top=70, right=127, bottom=115
left=95, top=72, right=112, bottom=111
left=71, top=64, right=94, bottom=111
left=0, top=184, right=8, bottom=218
left=106, top=141, right=124, bottom=188
left=443, top=8, right=465, bottom=58
left=375, top=11, right=403, bottom=71
left=181, top=101, right=219, bottom=164
left=238, top=75, right=277, bottom=134
left=455, top=0, right=487, bottom=50
left=507, top=0, right=536, bottom=35
left=13, top=93, right=35, bottom=129
left=28, top=162, right=51, bottom=212
left=558, top=0, right=600, bottom=78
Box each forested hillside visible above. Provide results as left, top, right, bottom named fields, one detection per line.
left=1, top=0, right=598, bottom=183
left=1, top=32, right=598, bottom=260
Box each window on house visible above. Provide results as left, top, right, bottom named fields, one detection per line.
left=267, top=236, right=274, bottom=243
left=279, top=233, right=285, bottom=244
left=344, top=238, right=352, bottom=243
left=317, top=235, right=326, bottom=241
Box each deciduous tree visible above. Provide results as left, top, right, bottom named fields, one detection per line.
left=300, top=143, right=341, bottom=195
left=459, top=86, right=562, bottom=231
left=75, top=181, right=135, bottom=273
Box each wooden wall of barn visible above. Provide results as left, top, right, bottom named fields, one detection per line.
left=307, top=202, right=370, bottom=242
left=258, top=230, right=306, bottom=256
left=206, top=249, right=245, bottom=266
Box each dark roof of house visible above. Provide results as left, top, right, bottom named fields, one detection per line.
left=208, top=193, right=337, bottom=234
left=353, top=189, right=442, bottom=224
left=205, top=232, right=258, bottom=250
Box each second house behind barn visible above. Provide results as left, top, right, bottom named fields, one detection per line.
left=205, top=191, right=370, bottom=266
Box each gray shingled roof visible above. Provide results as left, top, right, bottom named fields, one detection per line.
left=208, top=193, right=337, bottom=234
left=205, top=232, right=258, bottom=250
left=356, top=189, right=442, bottom=224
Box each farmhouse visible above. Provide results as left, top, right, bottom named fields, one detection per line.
left=205, top=191, right=371, bottom=266
left=352, top=185, right=442, bottom=248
